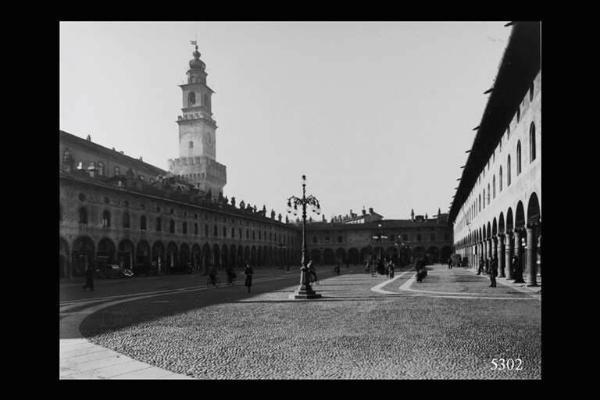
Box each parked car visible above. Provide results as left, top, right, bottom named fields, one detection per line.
left=98, top=264, right=134, bottom=279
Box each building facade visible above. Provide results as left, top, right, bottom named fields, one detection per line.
left=305, top=209, right=453, bottom=266
left=449, top=22, right=541, bottom=286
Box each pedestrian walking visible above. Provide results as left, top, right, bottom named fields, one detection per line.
left=244, top=263, right=254, bottom=293
left=478, top=258, right=484, bottom=275
left=208, top=265, right=218, bottom=287
left=334, top=263, right=340, bottom=275
left=388, top=261, right=395, bottom=279
left=512, top=254, right=525, bottom=283
left=308, top=261, right=318, bottom=284
left=489, top=256, right=498, bottom=287
left=82, top=265, right=94, bottom=291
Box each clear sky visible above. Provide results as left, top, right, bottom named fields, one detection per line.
left=60, top=21, right=510, bottom=221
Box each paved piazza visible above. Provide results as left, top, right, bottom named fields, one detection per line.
left=60, top=265, right=541, bottom=379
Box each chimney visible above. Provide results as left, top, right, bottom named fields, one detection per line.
left=369, top=207, right=374, bottom=214
left=362, top=207, right=366, bottom=216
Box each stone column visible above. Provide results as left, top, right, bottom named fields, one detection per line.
left=526, top=226, right=537, bottom=286
left=499, top=234, right=506, bottom=277
left=505, top=233, right=512, bottom=279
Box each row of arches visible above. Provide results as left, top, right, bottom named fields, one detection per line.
left=59, top=236, right=299, bottom=278
left=307, top=245, right=452, bottom=267
left=454, top=192, right=541, bottom=285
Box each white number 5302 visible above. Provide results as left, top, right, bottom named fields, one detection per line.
left=491, top=358, right=523, bottom=371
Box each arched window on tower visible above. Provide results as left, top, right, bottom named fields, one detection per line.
left=516, top=141, right=522, bottom=175
left=102, top=210, right=111, bottom=228
left=188, top=92, right=196, bottom=106
left=499, top=166, right=503, bottom=192
left=79, top=207, right=88, bottom=225
left=203, top=94, right=210, bottom=110
left=530, top=122, right=536, bottom=162
left=507, top=155, right=512, bottom=186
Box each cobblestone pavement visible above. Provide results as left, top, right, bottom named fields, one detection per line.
left=72, top=264, right=541, bottom=379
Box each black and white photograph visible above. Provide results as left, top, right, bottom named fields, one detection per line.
left=59, top=21, right=542, bottom=380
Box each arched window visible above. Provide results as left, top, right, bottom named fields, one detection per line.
left=188, top=92, right=196, bottom=106
left=507, top=155, right=512, bottom=186
left=482, top=189, right=485, bottom=209
left=189, top=141, right=194, bottom=149
left=516, top=141, right=522, bottom=175
left=214, top=225, right=218, bottom=237
left=140, top=215, right=147, bottom=231
left=182, top=222, right=187, bottom=234
left=487, top=184, right=490, bottom=204
left=493, top=175, right=496, bottom=198
left=114, top=166, right=120, bottom=176
left=97, top=162, right=105, bottom=176
left=123, top=212, right=130, bottom=229
left=195, top=223, right=199, bottom=235
left=102, top=210, right=111, bottom=228
left=530, top=81, right=534, bottom=101
left=417, top=234, right=421, bottom=242
left=479, top=194, right=481, bottom=212
left=223, top=226, right=227, bottom=237
left=499, top=166, right=503, bottom=192
left=205, top=224, right=209, bottom=237
left=530, top=122, right=536, bottom=162
left=78, top=207, right=88, bottom=224
left=156, top=217, right=162, bottom=232
left=170, top=219, right=175, bottom=233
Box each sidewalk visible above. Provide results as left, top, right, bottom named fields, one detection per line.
left=466, top=266, right=542, bottom=295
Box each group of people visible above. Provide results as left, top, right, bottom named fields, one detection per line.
left=476, top=253, right=525, bottom=287
left=208, top=263, right=254, bottom=292
left=364, top=258, right=396, bottom=279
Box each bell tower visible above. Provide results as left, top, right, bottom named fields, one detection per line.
left=168, top=42, right=227, bottom=197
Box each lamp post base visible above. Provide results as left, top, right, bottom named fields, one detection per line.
left=293, top=287, right=322, bottom=299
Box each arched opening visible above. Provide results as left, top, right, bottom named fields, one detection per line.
left=348, top=248, right=360, bottom=265
left=440, top=246, right=452, bottom=263
left=72, top=236, right=95, bottom=277
left=152, top=241, right=165, bottom=274
left=527, top=193, right=541, bottom=282
left=202, top=243, right=211, bottom=274
left=244, top=246, right=250, bottom=265
left=213, top=244, right=221, bottom=268
left=310, top=249, right=322, bottom=264
left=96, top=237, right=116, bottom=276
left=426, top=246, right=440, bottom=263
left=360, top=246, right=372, bottom=264
left=178, top=243, right=190, bottom=272
left=323, top=248, right=335, bottom=265
left=221, top=244, right=229, bottom=268
left=78, top=207, right=88, bottom=224
left=135, top=240, right=151, bottom=275
left=102, top=210, right=111, bottom=228
left=229, top=245, right=236, bottom=269
left=166, top=242, right=178, bottom=273
left=256, top=246, right=262, bottom=267
left=117, top=239, right=135, bottom=269
left=516, top=141, right=522, bottom=175
left=335, top=248, right=346, bottom=264
left=413, top=246, right=426, bottom=262
left=250, top=246, right=256, bottom=266
left=191, top=244, right=202, bottom=273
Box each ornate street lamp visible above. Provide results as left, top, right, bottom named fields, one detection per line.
left=372, top=223, right=388, bottom=264
left=287, top=175, right=322, bottom=299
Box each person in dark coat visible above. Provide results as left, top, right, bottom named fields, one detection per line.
left=308, top=261, right=318, bottom=284
left=334, top=263, right=341, bottom=275
left=448, top=257, right=453, bottom=269
left=489, top=256, right=498, bottom=287
left=208, top=265, right=218, bottom=287
left=244, top=263, right=254, bottom=293
left=388, top=261, right=395, bottom=279
left=512, top=254, right=525, bottom=283
left=82, top=265, right=94, bottom=291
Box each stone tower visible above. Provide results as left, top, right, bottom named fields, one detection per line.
left=168, top=42, right=226, bottom=198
